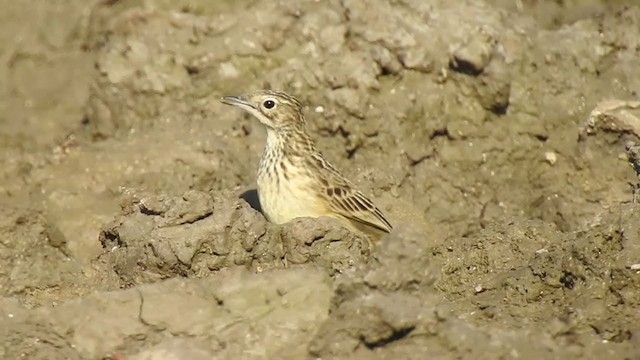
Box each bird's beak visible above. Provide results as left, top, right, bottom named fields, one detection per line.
left=220, top=95, right=255, bottom=111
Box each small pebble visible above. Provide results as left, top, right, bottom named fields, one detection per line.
left=544, top=151, right=557, bottom=165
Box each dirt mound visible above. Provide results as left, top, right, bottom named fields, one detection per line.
left=98, top=188, right=370, bottom=286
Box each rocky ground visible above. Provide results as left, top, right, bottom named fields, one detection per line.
left=1, top=0, right=640, bottom=359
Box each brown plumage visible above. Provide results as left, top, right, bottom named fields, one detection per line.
left=220, top=90, right=392, bottom=234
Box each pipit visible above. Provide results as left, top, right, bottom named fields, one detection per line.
left=220, top=90, right=392, bottom=236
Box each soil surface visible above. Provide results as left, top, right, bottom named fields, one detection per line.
left=1, top=0, right=640, bottom=359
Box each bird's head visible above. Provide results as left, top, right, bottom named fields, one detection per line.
left=220, top=90, right=305, bottom=131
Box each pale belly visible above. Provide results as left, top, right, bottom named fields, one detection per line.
left=257, top=172, right=327, bottom=225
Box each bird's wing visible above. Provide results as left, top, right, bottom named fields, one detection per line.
left=309, top=154, right=393, bottom=233
left=327, top=185, right=393, bottom=233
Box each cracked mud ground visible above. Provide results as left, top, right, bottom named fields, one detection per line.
left=1, top=0, right=640, bottom=359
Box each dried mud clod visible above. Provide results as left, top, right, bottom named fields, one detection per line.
left=98, top=188, right=371, bottom=286
left=0, top=206, right=84, bottom=306
left=433, top=212, right=640, bottom=346
left=581, top=100, right=640, bottom=202
left=449, top=30, right=511, bottom=114
left=309, top=227, right=438, bottom=357
left=625, top=140, right=640, bottom=201
left=308, top=225, right=588, bottom=359
left=580, top=100, right=640, bottom=140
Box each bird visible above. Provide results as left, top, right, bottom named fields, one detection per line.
left=220, top=90, right=392, bottom=236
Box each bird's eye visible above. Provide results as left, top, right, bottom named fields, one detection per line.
left=263, top=100, right=276, bottom=109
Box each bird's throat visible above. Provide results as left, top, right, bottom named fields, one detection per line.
left=261, top=128, right=285, bottom=170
